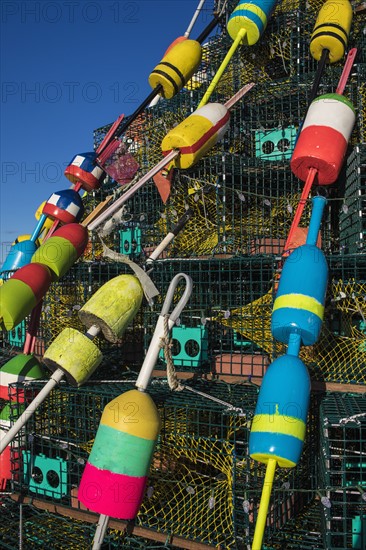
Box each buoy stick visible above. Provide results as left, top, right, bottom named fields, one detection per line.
left=282, top=167, right=317, bottom=257
left=92, top=514, right=110, bottom=550
left=195, top=12, right=221, bottom=44
left=30, top=214, right=47, bottom=243
left=252, top=458, right=277, bottom=550
left=146, top=208, right=194, bottom=265
left=96, top=86, right=163, bottom=159
left=0, top=325, right=101, bottom=455
left=23, top=301, right=43, bottom=355
left=197, top=28, right=247, bottom=108
left=88, top=150, right=179, bottom=231
left=184, top=0, right=207, bottom=38
left=308, top=48, right=329, bottom=105
left=0, top=369, right=64, bottom=453
left=91, top=274, right=192, bottom=549
left=97, top=10, right=223, bottom=159
left=224, top=82, right=255, bottom=110
left=335, top=47, right=357, bottom=95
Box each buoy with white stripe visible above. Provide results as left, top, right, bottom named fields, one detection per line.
left=161, top=103, right=231, bottom=169
left=0, top=354, right=46, bottom=401
left=42, top=189, right=84, bottom=225
left=0, top=402, right=26, bottom=490
left=290, top=93, right=356, bottom=186
left=64, top=152, right=105, bottom=192
left=87, top=84, right=254, bottom=231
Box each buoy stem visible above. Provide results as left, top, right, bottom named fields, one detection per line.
left=252, top=458, right=277, bottom=550
left=0, top=369, right=64, bottom=454
left=88, top=149, right=179, bottom=231
left=96, top=86, right=163, bottom=159
left=86, top=324, right=101, bottom=340
left=30, top=214, right=47, bottom=243
left=197, top=27, right=247, bottom=108
left=287, top=332, right=302, bottom=356
left=196, top=13, right=221, bottom=44
left=23, top=300, right=44, bottom=355
left=309, top=48, right=329, bottom=106
left=282, top=167, right=317, bottom=257
left=224, top=82, right=255, bottom=110
left=146, top=208, right=194, bottom=264
left=306, top=195, right=327, bottom=247
left=92, top=514, right=110, bottom=550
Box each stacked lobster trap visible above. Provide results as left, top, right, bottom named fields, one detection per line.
left=1, top=0, right=366, bottom=548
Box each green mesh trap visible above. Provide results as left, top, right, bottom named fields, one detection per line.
left=339, top=144, right=366, bottom=254
left=6, top=378, right=321, bottom=549
left=319, top=392, right=366, bottom=550
left=0, top=0, right=366, bottom=547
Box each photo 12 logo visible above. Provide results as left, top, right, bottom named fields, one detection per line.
left=1, top=2, right=140, bottom=24
left=1, top=81, right=140, bottom=104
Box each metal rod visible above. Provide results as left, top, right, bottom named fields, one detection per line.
left=88, top=150, right=179, bottom=231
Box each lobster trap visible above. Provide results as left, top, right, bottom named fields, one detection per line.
left=6, top=378, right=320, bottom=549
left=318, top=392, right=366, bottom=550
left=339, top=144, right=366, bottom=254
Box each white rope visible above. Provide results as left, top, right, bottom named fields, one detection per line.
left=339, top=412, right=366, bottom=425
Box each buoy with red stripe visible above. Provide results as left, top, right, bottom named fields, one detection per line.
left=290, top=93, right=355, bottom=185
left=0, top=224, right=88, bottom=331
left=161, top=103, right=231, bottom=169
left=0, top=354, right=45, bottom=401
left=42, top=189, right=84, bottom=225
left=64, top=152, right=105, bottom=192
left=0, top=402, right=25, bottom=490
left=31, top=223, right=88, bottom=281
left=0, top=263, right=53, bottom=331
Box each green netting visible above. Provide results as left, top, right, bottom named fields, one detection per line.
left=6, top=379, right=320, bottom=548
left=318, top=393, right=366, bottom=550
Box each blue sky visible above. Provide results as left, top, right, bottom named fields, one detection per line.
left=0, top=0, right=215, bottom=261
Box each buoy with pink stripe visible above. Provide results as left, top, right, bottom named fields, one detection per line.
left=78, top=389, right=160, bottom=519
left=0, top=354, right=45, bottom=401
left=291, top=93, right=356, bottom=185
left=161, top=103, right=231, bottom=169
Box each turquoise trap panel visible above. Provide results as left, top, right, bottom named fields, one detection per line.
left=22, top=451, right=68, bottom=499
left=8, top=320, right=26, bottom=347
left=352, top=515, right=366, bottom=549
left=159, top=324, right=208, bottom=368
left=255, top=126, right=297, bottom=160
left=119, top=226, right=141, bottom=255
